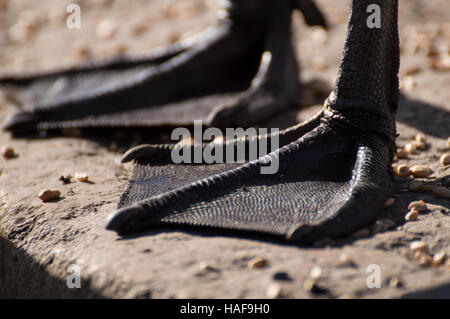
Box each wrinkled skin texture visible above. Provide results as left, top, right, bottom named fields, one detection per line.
left=1, top=0, right=400, bottom=244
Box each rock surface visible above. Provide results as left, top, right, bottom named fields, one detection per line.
left=0, top=0, right=449, bottom=298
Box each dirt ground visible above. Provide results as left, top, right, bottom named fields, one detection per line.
left=0, top=0, right=449, bottom=298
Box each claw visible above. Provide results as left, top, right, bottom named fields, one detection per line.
left=106, top=206, right=149, bottom=235
left=121, top=145, right=159, bottom=163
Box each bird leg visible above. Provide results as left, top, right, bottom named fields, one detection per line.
left=1, top=0, right=326, bottom=135
left=107, top=0, right=400, bottom=244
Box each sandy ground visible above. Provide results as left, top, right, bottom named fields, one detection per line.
left=0, top=0, right=449, bottom=298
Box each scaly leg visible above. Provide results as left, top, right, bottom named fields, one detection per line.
left=107, top=0, right=400, bottom=244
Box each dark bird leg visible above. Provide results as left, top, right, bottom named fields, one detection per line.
left=1, top=0, right=326, bottom=135
left=107, top=0, right=400, bottom=244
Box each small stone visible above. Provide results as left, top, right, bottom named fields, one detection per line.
left=409, top=241, right=429, bottom=255
left=384, top=197, right=396, bottom=208
left=388, top=277, right=403, bottom=288
left=338, top=253, right=357, bottom=267
left=405, top=209, right=419, bottom=221
left=404, top=66, right=421, bottom=76
left=96, top=19, right=117, bottom=40
left=75, top=173, right=89, bottom=183
left=38, top=189, right=61, bottom=202
left=248, top=257, right=268, bottom=269
left=440, top=153, right=450, bottom=166
left=404, top=143, right=416, bottom=154
left=309, top=266, right=322, bottom=279
left=395, top=149, right=408, bottom=159
left=408, top=200, right=427, bottom=212
left=432, top=251, right=447, bottom=266
left=1, top=145, right=16, bottom=159
left=395, top=164, right=410, bottom=177
left=408, top=180, right=423, bottom=192
left=410, top=165, right=432, bottom=178
left=432, top=186, right=450, bottom=199
left=418, top=254, right=433, bottom=267
left=414, top=134, right=426, bottom=144
left=266, top=283, right=284, bottom=299
left=400, top=76, right=416, bottom=91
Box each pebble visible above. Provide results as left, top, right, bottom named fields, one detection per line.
left=408, top=200, right=427, bottom=212
left=408, top=180, right=423, bottom=192
left=404, top=143, right=416, bottom=154
left=440, top=153, right=450, bottom=166
left=309, top=266, right=322, bottom=279
left=395, top=149, right=408, bottom=159
left=410, top=165, right=432, bottom=178
left=405, top=209, right=419, bottom=221
left=248, top=257, right=268, bottom=269
left=432, top=186, right=450, bottom=199
left=338, top=253, right=357, bottom=267
left=38, top=189, right=61, bottom=202
left=1, top=145, right=16, bottom=159
left=418, top=254, right=433, bottom=267
left=400, top=76, right=416, bottom=91
left=388, top=277, right=403, bottom=288
left=409, top=241, right=429, bottom=255
left=394, top=164, right=410, bottom=177
left=266, top=283, right=284, bottom=299
left=432, top=251, right=447, bottom=266
left=415, top=134, right=427, bottom=144
left=96, top=19, right=117, bottom=39
left=75, top=173, right=89, bottom=183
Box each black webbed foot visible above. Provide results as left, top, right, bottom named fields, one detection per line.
left=1, top=0, right=327, bottom=135
left=107, top=0, right=400, bottom=244
left=107, top=112, right=394, bottom=243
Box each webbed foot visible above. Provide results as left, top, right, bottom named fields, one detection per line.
left=1, top=0, right=327, bottom=135
left=107, top=0, right=400, bottom=244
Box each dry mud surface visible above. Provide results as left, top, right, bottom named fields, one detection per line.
left=0, top=0, right=449, bottom=298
